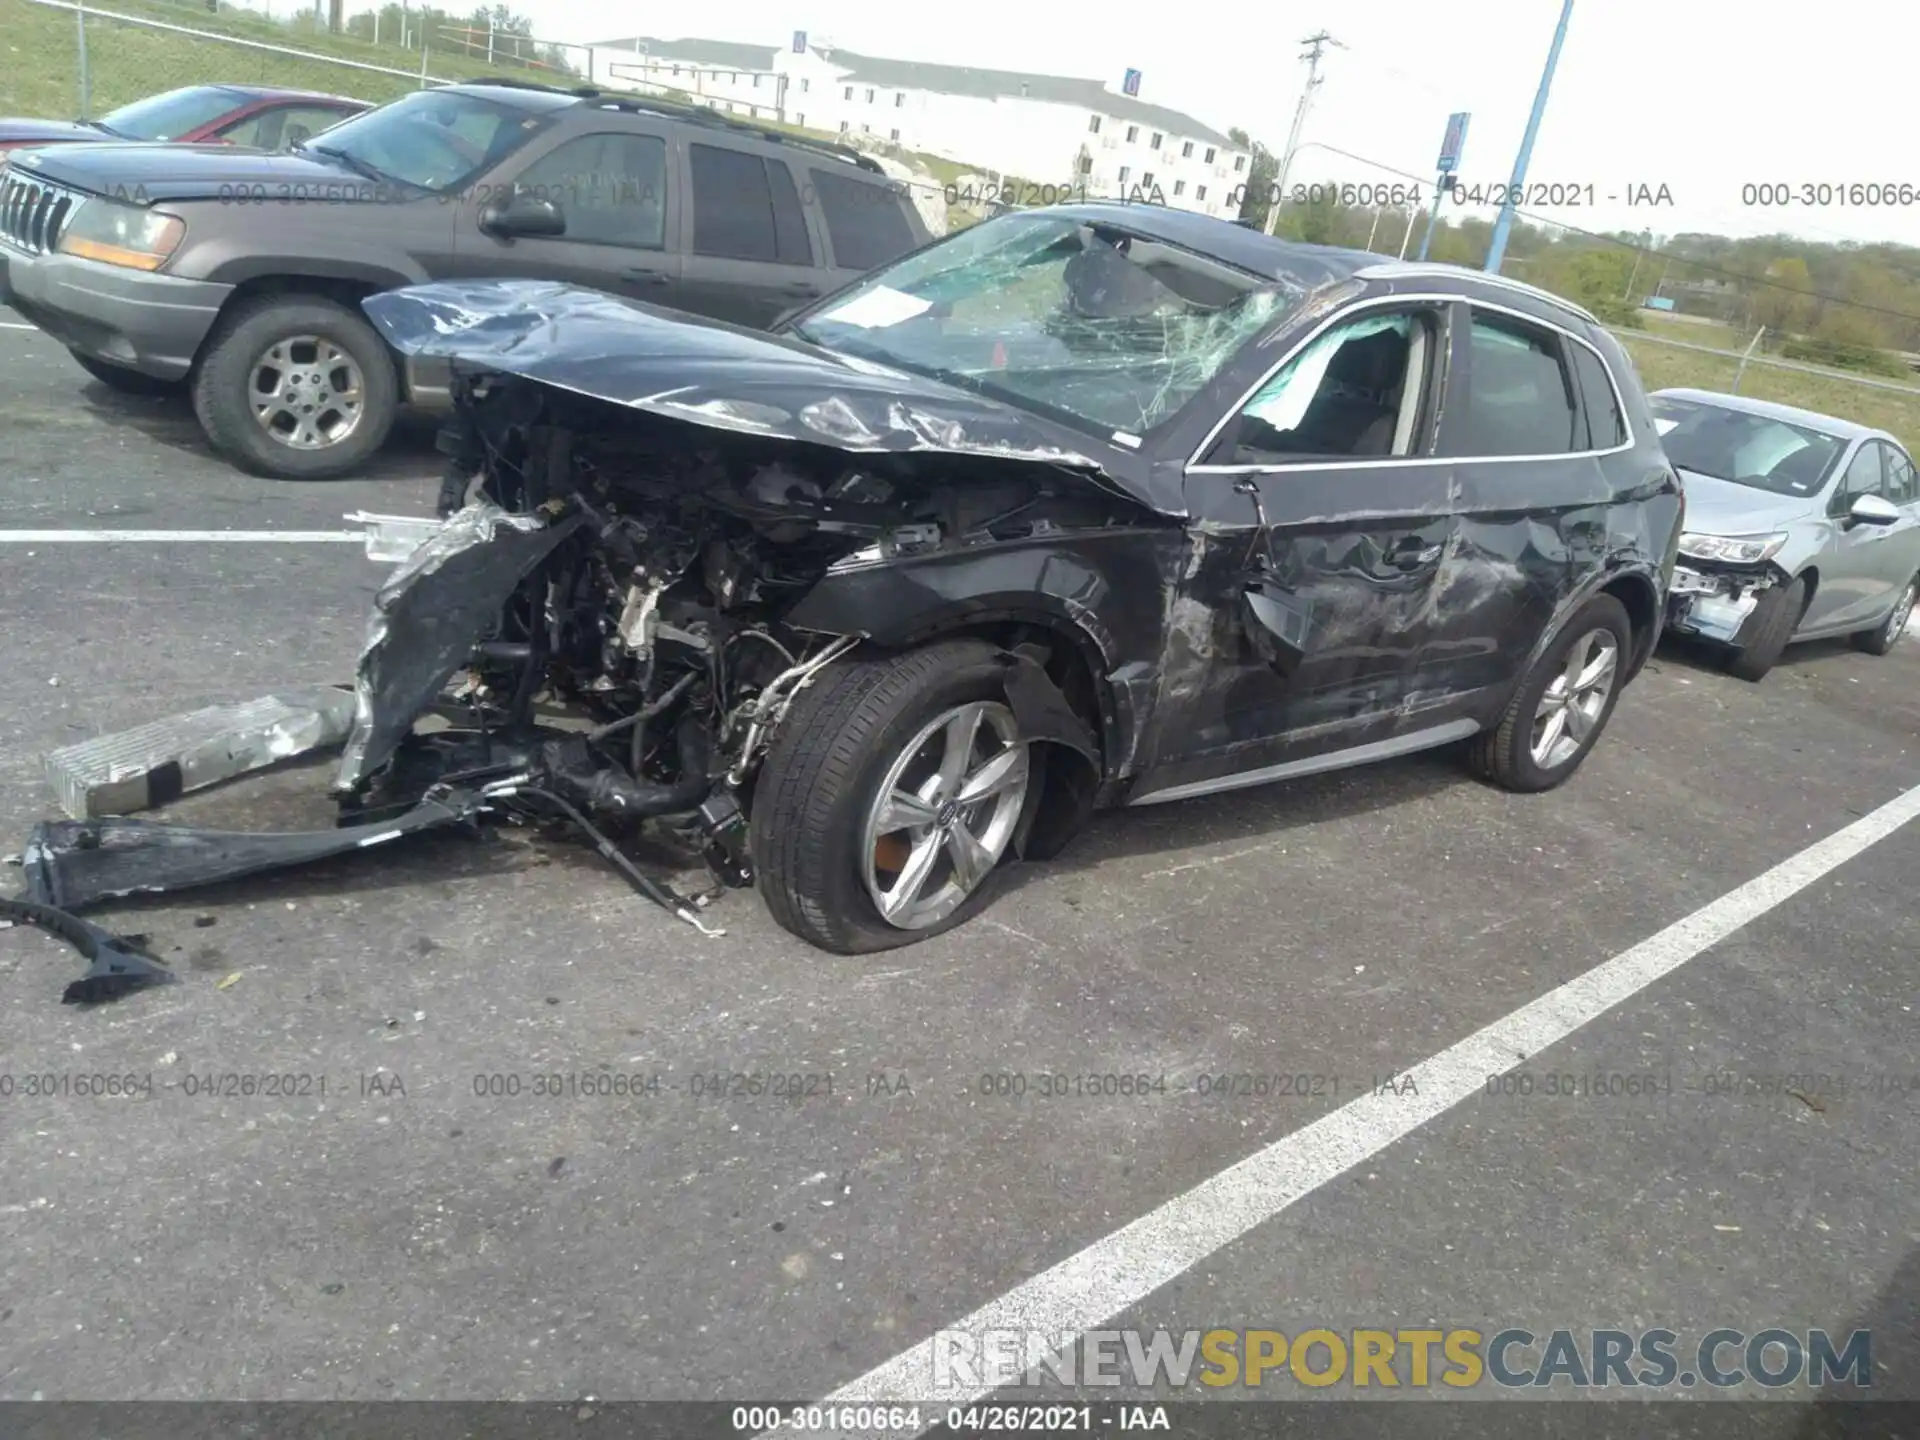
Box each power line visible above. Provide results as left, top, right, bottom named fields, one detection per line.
left=1294, top=139, right=1920, bottom=327
left=1264, top=31, right=1343, bottom=237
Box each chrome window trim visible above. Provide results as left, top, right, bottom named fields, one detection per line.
left=1186, top=291, right=1637, bottom=474
left=1352, top=261, right=1603, bottom=326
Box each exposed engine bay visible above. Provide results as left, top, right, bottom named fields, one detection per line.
left=13, top=362, right=1139, bottom=996
left=379, top=367, right=1124, bottom=883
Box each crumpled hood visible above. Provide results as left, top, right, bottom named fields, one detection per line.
left=1675, top=468, right=1820, bottom=536
left=360, top=279, right=1113, bottom=473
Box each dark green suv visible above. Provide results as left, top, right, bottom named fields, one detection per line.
left=0, top=79, right=931, bottom=479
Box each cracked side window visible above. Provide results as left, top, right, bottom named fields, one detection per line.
left=1218, top=310, right=1431, bottom=463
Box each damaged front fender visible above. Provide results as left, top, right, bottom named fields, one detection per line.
left=786, top=527, right=1186, bottom=786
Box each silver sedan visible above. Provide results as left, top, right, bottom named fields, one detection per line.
left=1654, top=388, right=1920, bottom=681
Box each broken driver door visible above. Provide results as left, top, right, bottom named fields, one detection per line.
left=1143, top=300, right=1458, bottom=798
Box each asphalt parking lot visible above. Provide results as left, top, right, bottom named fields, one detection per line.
left=1, top=319, right=1917, bottom=1431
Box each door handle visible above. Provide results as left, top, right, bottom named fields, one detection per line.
left=1383, top=536, right=1443, bottom=569
left=623, top=268, right=670, bottom=286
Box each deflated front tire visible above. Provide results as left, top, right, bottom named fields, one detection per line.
left=750, top=639, right=1038, bottom=954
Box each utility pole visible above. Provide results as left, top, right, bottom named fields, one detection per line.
left=1263, top=31, right=1343, bottom=236
left=1622, top=229, right=1649, bottom=299
left=1485, top=0, right=1574, bottom=273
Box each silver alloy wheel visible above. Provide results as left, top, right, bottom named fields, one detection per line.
left=247, top=334, right=365, bottom=450
left=1530, top=628, right=1619, bottom=770
left=860, top=700, right=1030, bottom=931
left=1885, top=581, right=1916, bottom=646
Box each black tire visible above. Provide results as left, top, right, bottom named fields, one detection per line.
left=71, top=350, right=181, bottom=396
left=191, top=294, right=398, bottom=480
left=751, top=639, right=1040, bottom=954
left=1724, top=574, right=1806, bottom=682
left=1851, top=575, right=1917, bottom=657
left=1467, top=593, right=1633, bottom=793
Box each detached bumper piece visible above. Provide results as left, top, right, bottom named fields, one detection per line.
left=1667, top=564, right=1774, bottom=645
left=20, top=787, right=490, bottom=915
left=0, top=895, right=176, bottom=1006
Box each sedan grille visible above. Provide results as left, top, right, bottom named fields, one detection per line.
left=0, top=174, right=81, bottom=255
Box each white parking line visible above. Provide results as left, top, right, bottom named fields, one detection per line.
left=788, top=777, right=1920, bottom=1428
left=0, top=530, right=361, bottom=543
left=0, top=321, right=38, bottom=331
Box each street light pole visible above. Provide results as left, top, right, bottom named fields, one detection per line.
left=1484, top=0, right=1574, bottom=274
left=1264, top=31, right=1342, bottom=236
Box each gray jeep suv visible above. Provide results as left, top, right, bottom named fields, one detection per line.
left=0, top=79, right=930, bottom=479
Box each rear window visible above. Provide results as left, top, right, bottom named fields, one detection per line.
left=1569, top=341, right=1626, bottom=449
left=690, top=144, right=811, bottom=265
left=808, top=165, right=917, bottom=271
left=98, top=85, right=243, bottom=141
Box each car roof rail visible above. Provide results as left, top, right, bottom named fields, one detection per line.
left=574, top=90, right=887, bottom=174
left=450, top=75, right=576, bottom=94
left=442, top=76, right=887, bottom=176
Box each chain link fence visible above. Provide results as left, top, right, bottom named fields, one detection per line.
left=4, top=0, right=593, bottom=121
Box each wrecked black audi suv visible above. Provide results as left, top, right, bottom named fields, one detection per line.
left=22, top=203, right=1684, bottom=964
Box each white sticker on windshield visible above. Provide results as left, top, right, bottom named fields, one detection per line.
left=1654, top=417, right=1679, bottom=435
left=818, top=286, right=931, bottom=329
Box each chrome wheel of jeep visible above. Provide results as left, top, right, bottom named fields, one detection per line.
left=248, top=335, right=366, bottom=450
left=1530, top=628, right=1619, bottom=770
left=860, top=700, right=1030, bottom=931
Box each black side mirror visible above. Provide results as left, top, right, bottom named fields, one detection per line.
left=480, top=190, right=565, bottom=239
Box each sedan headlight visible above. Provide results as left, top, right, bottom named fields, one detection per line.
left=1677, top=531, right=1787, bottom=565
left=56, top=199, right=184, bottom=271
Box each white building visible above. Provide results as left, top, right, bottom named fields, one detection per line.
left=585, top=36, right=1253, bottom=222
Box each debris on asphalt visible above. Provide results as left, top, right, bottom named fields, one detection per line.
left=0, top=894, right=176, bottom=1005
left=216, top=973, right=242, bottom=990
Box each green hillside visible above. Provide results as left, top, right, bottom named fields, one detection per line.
left=0, top=0, right=562, bottom=117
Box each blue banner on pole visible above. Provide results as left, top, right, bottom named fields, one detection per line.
left=792, top=29, right=807, bottom=52
left=1122, top=68, right=1142, bottom=97
left=1437, top=111, right=1470, bottom=174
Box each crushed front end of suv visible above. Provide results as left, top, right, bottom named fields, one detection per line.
left=18, top=206, right=1682, bottom=966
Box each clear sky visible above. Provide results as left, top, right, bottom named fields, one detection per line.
left=527, top=0, right=1920, bottom=249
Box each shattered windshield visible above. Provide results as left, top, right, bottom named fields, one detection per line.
left=789, top=213, right=1300, bottom=441
left=1651, top=396, right=1846, bottom=497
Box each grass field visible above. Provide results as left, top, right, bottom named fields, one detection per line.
left=0, top=0, right=564, bottom=117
